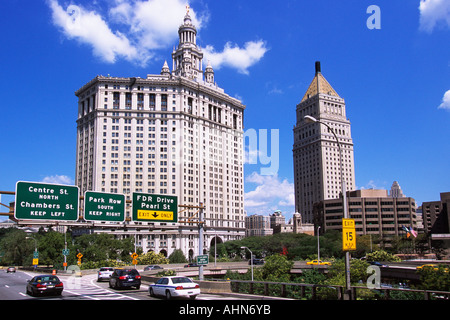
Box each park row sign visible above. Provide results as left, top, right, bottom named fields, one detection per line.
left=14, top=181, right=178, bottom=223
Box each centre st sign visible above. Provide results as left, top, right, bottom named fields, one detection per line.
left=84, top=191, right=125, bottom=222
left=15, top=181, right=79, bottom=221
left=132, top=193, right=178, bottom=223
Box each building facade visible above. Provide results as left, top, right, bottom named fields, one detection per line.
left=245, top=214, right=273, bottom=237
left=74, top=11, right=245, bottom=259
left=422, top=192, right=450, bottom=234
left=314, top=189, right=418, bottom=239
left=245, top=211, right=314, bottom=236
left=293, top=62, right=356, bottom=223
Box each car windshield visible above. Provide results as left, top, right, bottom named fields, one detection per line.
left=100, top=268, right=113, bottom=271
left=172, top=277, right=193, bottom=284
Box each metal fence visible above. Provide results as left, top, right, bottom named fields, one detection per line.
left=229, top=279, right=450, bottom=300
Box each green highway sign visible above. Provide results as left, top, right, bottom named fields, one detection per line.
left=132, top=193, right=178, bottom=223
left=84, top=191, right=125, bottom=222
left=197, top=255, right=209, bottom=265
left=15, top=181, right=79, bottom=221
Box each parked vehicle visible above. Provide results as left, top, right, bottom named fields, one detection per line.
left=26, top=275, right=63, bottom=296
left=109, top=268, right=141, bottom=289
left=97, top=267, right=114, bottom=281
left=149, top=276, right=200, bottom=300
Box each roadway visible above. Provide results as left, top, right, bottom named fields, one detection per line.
left=0, top=268, right=257, bottom=301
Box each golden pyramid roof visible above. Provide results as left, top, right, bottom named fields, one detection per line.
left=300, top=67, right=340, bottom=102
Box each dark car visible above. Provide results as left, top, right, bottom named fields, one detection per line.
left=144, top=265, right=163, bottom=271
left=184, top=263, right=199, bottom=268
left=26, top=275, right=63, bottom=296
left=6, top=267, right=16, bottom=273
left=249, top=259, right=265, bottom=265
left=109, top=268, right=141, bottom=290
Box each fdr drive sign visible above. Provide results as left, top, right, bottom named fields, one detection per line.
left=84, top=191, right=125, bottom=222
left=15, top=181, right=79, bottom=221
left=132, top=193, right=178, bottom=223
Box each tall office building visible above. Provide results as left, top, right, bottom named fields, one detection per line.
left=293, top=62, right=355, bottom=224
left=74, top=10, right=246, bottom=259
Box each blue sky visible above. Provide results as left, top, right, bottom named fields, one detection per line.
left=0, top=0, right=449, bottom=222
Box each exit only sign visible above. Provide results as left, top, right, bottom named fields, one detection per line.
left=132, top=193, right=178, bottom=223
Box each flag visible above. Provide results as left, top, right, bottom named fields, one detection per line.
left=402, top=225, right=411, bottom=238
left=410, top=227, right=417, bottom=238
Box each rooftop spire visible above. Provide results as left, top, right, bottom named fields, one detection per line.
left=315, top=61, right=321, bottom=74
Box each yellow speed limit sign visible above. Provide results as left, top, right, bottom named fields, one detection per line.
left=342, top=218, right=356, bottom=251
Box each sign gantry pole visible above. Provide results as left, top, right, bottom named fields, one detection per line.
left=178, top=203, right=206, bottom=280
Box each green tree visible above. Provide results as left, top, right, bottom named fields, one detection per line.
left=327, top=258, right=370, bottom=284
left=256, top=254, right=294, bottom=282
left=0, top=228, right=33, bottom=266
left=38, top=231, right=65, bottom=266
left=137, top=251, right=169, bottom=265
left=366, top=250, right=401, bottom=262
left=416, top=265, right=450, bottom=291
left=169, top=249, right=188, bottom=263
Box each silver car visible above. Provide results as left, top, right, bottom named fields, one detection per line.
left=97, top=267, right=114, bottom=281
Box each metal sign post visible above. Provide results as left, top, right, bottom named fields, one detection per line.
left=178, top=203, right=206, bottom=281
left=198, top=203, right=204, bottom=280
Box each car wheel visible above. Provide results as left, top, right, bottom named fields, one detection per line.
left=135, top=285, right=140, bottom=290
left=149, top=288, right=155, bottom=297
left=165, top=290, right=172, bottom=300
left=190, top=295, right=197, bottom=300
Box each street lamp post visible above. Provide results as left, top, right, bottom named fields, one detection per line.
left=210, top=228, right=217, bottom=267
left=317, top=226, right=321, bottom=263
left=241, top=246, right=253, bottom=281
left=304, top=115, right=351, bottom=299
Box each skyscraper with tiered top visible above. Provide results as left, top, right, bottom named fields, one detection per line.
left=293, top=62, right=355, bottom=224
left=74, top=8, right=245, bottom=258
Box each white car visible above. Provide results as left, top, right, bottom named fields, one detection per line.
left=149, top=276, right=200, bottom=300
left=97, top=267, right=114, bottom=281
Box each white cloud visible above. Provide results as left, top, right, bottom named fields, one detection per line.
left=203, top=40, right=268, bottom=75
left=110, top=0, right=207, bottom=50
left=42, top=175, right=74, bottom=185
left=419, top=0, right=450, bottom=32
left=244, top=172, right=294, bottom=212
left=438, top=89, right=450, bottom=110
left=48, top=0, right=142, bottom=64
left=47, top=0, right=265, bottom=74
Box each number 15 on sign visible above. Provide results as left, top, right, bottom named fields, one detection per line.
left=342, top=218, right=356, bottom=251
